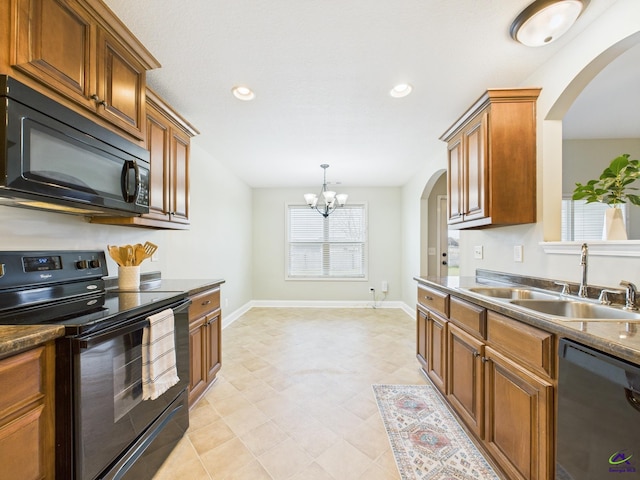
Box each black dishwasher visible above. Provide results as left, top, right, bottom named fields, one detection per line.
left=557, top=339, right=640, bottom=479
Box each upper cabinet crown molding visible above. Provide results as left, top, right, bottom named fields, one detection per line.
left=441, top=88, right=541, bottom=230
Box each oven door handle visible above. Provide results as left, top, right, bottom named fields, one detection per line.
left=73, top=298, right=191, bottom=351
left=74, top=318, right=149, bottom=351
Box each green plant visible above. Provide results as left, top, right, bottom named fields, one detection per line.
left=572, top=154, right=640, bottom=207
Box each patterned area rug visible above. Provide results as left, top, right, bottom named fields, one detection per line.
left=373, top=384, right=500, bottom=480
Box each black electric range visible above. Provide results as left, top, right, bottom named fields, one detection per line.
left=0, top=250, right=190, bottom=480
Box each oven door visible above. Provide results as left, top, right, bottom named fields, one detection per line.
left=70, top=299, right=189, bottom=480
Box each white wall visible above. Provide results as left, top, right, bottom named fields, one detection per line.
left=400, top=0, right=640, bottom=306
left=0, top=140, right=254, bottom=315
left=252, top=186, right=402, bottom=302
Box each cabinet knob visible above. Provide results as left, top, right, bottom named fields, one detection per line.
left=90, top=94, right=107, bottom=107
left=202, top=300, right=211, bottom=306
left=424, top=295, right=433, bottom=301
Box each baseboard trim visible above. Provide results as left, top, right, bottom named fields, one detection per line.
left=222, top=300, right=414, bottom=329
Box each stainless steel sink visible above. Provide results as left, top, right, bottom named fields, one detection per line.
left=510, top=299, right=640, bottom=321
left=465, top=287, right=560, bottom=300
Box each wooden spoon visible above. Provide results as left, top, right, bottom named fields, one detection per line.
left=107, top=245, right=123, bottom=266
left=133, top=243, right=146, bottom=265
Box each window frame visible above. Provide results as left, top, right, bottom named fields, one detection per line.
left=285, top=202, right=368, bottom=281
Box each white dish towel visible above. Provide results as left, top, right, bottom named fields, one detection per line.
left=142, top=308, right=180, bottom=401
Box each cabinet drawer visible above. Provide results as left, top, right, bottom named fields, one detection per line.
left=189, top=288, right=220, bottom=320
left=450, top=296, right=486, bottom=338
left=487, top=311, right=554, bottom=378
left=0, top=348, right=44, bottom=415
left=417, top=285, right=449, bottom=317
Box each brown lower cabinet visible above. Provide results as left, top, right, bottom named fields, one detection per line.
left=416, top=284, right=555, bottom=480
left=188, top=287, right=222, bottom=407
left=0, top=342, right=55, bottom=479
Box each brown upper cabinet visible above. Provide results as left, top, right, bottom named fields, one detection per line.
left=5, top=0, right=160, bottom=141
left=91, top=88, right=199, bottom=229
left=440, top=88, right=541, bottom=229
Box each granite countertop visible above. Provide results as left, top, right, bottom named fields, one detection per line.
left=0, top=325, right=65, bottom=359
left=415, top=274, right=640, bottom=365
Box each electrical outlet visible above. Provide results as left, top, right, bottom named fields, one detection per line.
left=381, top=281, right=388, bottom=293
left=473, top=245, right=483, bottom=259
left=514, top=245, right=523, bottom=262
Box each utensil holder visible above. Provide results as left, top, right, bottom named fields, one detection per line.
left=118, top=266, right=140, bottom=290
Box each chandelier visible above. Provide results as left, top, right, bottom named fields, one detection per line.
left=304, top=164, right=348, bottom=218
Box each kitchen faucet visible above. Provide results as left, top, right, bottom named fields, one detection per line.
left=578, top=243, right=588, bottom=298
left=620, top=281, right=638, bottom=311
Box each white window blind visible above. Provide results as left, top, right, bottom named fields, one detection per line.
left=287, top=204, right=367, bottom=279
left=561, top=197, right=628, bottom=241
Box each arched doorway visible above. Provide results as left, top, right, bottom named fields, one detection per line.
left=419, top=169, right=457, bottom=276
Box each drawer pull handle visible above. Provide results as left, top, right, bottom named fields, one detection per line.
left=202, top=300, right=211, bottom=305
left=424, top=295, right=433, bottom=301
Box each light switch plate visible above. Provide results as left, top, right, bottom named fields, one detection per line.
left=474, top=245, right=483, bottom=259
left=514, top=245, right=523, bottom=262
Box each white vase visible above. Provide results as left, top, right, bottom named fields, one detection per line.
left=602, top=207, right=627, bottom=240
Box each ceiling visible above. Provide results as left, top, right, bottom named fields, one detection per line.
left=103, top=0, right=630, bottom=188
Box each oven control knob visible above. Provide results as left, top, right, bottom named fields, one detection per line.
left=89, top=259, right=101, bottom=269
left=76, top=260, right=89, bottom=269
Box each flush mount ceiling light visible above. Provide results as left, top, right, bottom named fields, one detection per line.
left=304, top=164, right=348, bottom=218
left=231, top=85, right=255, bottom=101
left=510, top=0, right=589, bottom=47
left=390, top=83, right=413, bottom=98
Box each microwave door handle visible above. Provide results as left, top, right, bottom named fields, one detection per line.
left=121, top=160, right=140, bottom=203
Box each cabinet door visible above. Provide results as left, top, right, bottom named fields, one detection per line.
left=188, top=319, right=206, bottom=407
left=447, top=323, right=484, bottom=437
left=95, top=28, right=146, bottom=140
left=463, top=112, right=487, bottom=222
left=447, top=134, right=464, bottom=224
left=145, top=108, right=171, bottom=222
left=484, top=347, right=553, bottom=480
left=169, top=129, right=190, bottom=225
left=12, top=0, right=94, bottom=108
left=427, top=312, right=447, bottom=394
left=205, top=313, right=221, bottom=382
left=416, top=308, right=428, bottom=369
left=0, top=344, right=55, bottom=479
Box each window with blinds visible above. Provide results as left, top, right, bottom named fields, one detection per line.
left=286, top=204, right=367, bottom=279
left=561, top=197, right=628, bottom=241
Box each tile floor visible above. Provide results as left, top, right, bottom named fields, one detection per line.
left=153, top=307, right=427, bottom=479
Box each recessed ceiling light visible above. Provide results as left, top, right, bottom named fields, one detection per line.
left=390, top=83, right=413, bottom=98
left=232, top=85, right=255, bottom=101
left=510, top=0, right=588, bottom=47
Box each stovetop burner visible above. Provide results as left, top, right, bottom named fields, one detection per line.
left=0, top=289, right=187, bottom=335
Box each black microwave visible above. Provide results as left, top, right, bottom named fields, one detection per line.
left=0, top=76, right=150, bottom=216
